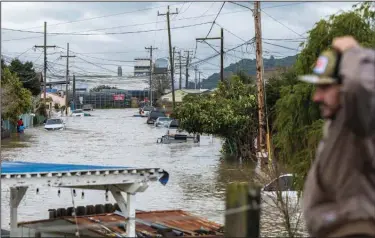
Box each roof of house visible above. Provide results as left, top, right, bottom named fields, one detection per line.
left=19, top=210, right=223, bottom=237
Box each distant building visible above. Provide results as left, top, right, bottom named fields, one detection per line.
left=134, top=58, right=151, bottom=77
left=154, top=58, right=168, bottom=75
left=117, top=66, right=122, bottom=76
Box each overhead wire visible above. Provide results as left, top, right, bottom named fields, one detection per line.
left=15, top=3, right=185, bottom=31
left=2, top=22, right=213, bottom=36
left=260, top=9, right=304, bottom=37
left=205, top=2, right=226, bottom=38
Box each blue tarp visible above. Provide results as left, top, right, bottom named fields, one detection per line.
left=1, top=161, right=132, bottom=174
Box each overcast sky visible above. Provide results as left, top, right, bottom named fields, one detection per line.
left=1, top=1, right=356, bottom=83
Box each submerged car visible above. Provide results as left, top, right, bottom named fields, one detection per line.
left=44, top=118, right=65, bottom=131
left=154, top=117, right=172, bottom=127
left=71, top=109, right=84, bottom=117
left=157, top=120, right=200, bottom=144
left=140, top=106, right=155, bottom=117
left=147, top=110, right=167, bottom=124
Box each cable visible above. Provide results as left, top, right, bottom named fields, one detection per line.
left=214, top=22, right=247, bottom=43
left=2, top=22, right=212, bottom=36
left=75, top=56, right=118, bottom=74
left=261, top=9, right=304, bottom=37
left=191, top=38, right=255, bottom=66
left=228, top=2, right=253, bottom=11
left=2, top=8, right=252, bottom=42
left=205, top=2, right=226, bottom=38
left=14, top=47, right=34, bottom=59
left=263, top=41, right=300, bottom=51
left=16, top=3, right=184, bottom=31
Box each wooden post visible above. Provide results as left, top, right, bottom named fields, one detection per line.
left=225, top=182, right=261, bottom=238
left=254, top=1, right=266, bottom=154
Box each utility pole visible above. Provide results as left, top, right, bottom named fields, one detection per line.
left=178, top=51, right=182, bottom=89
left=254, top=1, right=266, bottom=159
left=196, top=28, right=224, bottom=82
left=194, top=67, right=198, bottom=89
left=158, top=6, right=178, bottom=110
left=198, top=71, right=201, bottom=90
left=145, top=46, right=158, bottom=106
left=72, top=74, right=76, bottom=110
left=220, top=28, right=224, bottom=83
left=34, top=22, right=56, bottom=102
left=61, top=43, right=76, bottom=116
left=184, top=51, right=192, bottom=88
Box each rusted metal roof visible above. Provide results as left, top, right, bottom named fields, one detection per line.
left=19, top=210, right=224, bottom=237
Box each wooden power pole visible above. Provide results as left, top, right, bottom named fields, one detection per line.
left=34, top=22, right=56, bottom=102
left=254, top=2, right=266, bottom=156
left=158, top=6, right=178, bottom=110
left=61, top=43, right=76, bottom=115
left=145, top=46, right=158, bottom=105
left=196, top=28, right=224, bottom=82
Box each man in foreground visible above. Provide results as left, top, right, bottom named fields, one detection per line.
left=299, top=36, right=375, bottom=238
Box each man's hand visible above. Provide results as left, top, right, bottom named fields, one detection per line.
left=332, top=36, right=359, bottom=52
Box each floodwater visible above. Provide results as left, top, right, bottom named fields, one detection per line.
left=1, top=109, right=306, bottom=236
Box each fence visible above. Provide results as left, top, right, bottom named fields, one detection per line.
left=68, top=90, right=154, bottom=110
left=2, top=114, right=46, bottom=133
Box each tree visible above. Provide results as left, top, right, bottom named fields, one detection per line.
left=152, top=73, right=171, bottom=101
left=175, top=75, right=258, bottom=160
left=8, top=59, right=41, bottom=96
left=1, top=68, right=32, bottom=123
left=272, top=3, right=375, bottom=190
left=90, top=85, right=118, bottom=92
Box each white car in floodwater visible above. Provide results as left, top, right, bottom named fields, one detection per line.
left=44, top=118, right=65, bottom=131
left=71, top=109, right=85, bottom=117
left=262, top=174, right=300, bottom=207
left=261, top=173, right=302, bottom=223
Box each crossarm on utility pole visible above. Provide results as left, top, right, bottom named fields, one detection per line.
left=34, top=22, right=57, bottom=103
left=195, top=28, right=224, bottom=82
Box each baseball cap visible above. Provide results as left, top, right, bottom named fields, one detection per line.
left=298, top=50, right=341, bottom=85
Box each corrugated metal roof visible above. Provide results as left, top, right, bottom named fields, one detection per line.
left=19, top=210, right=224, bottom=237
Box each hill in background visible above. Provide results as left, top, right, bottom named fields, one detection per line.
left=198, top=55, right=297, bottom=89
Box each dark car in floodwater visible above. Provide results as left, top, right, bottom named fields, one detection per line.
left=147, top=110, right=167, bottom=124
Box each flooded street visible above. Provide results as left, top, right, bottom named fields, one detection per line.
left=1, top=109, right=305, bottom=236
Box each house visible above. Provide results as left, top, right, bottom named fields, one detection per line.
left=160, top=89, right=210, bottom=103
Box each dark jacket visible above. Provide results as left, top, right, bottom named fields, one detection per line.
left=302, top=47, right=375, bottom=237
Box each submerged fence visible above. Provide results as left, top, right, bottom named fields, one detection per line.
left=2, top=113, right=46, bottom=133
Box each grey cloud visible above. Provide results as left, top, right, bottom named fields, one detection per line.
left=1, top=1, right=357, bottom=80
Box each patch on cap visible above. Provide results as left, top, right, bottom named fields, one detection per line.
left=313, top=55, right=329, bottom=75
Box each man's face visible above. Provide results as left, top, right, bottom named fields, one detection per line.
left=312, top=84, right=341, bottom=119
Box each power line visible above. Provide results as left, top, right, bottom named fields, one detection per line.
left=2, top=8, right=253, bottom=42
left=2, top=22, right=212, bottom=36
left=75, top=56, right=118, bottom=74
left=15, top=3, right=185, bottom=31
left=261, top=9, right=304, bottom=37
left=205, top=2, right=226, bottom=38
left=263, top=41, right=300, bottom=51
